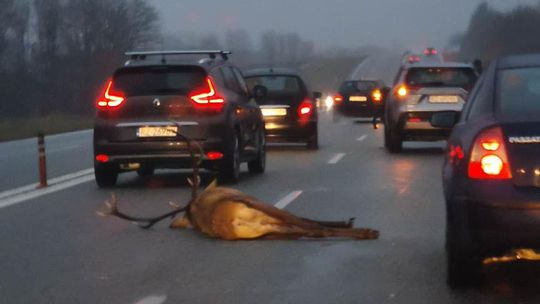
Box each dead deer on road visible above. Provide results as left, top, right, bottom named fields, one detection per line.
left=97, top=131, right=379, bottom=241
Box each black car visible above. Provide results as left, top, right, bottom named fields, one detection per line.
left=433, top=53, right=540, bottom=288
left=93, top=51, right=266, bottom=187
left=334, top=80, right=387, bottom=118
left=243, top=68, right=320, bottom=149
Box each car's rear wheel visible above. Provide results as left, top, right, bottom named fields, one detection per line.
left=220, top=133, right=241, bottom=183
left=446, top=215, right=483, bottom=289
left=137, top=166, right=154, bottom=177
left=248, top=130, right=266, bottom=174
left=95, top=163, right=118, bottom=188
left=384, top=124, right=403, bottom=153
left=307, top=132, right=319, bottom=150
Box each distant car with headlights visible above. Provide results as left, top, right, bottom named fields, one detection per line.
left=333, top=80, right=388, bottom=118
left=435, top=54, right=540, bottom=288
left=93, top=51, right=266, bottom=187
left=244, top=68, right=321, bottom=149
left=384, top=62, right=478, bottom=152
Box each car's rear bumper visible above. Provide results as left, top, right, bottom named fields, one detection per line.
left=94, top=136, right=228, bottom=170
left=264, top=120, right=317, bottom=142
left=398, top=111, right=453, bottom=140
left=336, top=102, right=381, bottom=117
left=455, top=180, right=540, bottom=254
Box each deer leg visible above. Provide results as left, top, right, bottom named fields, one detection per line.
left=265, top=226, right=379, bottom=240
left=299, top=217, right=355, bottom=228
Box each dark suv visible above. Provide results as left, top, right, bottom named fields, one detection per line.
left=93, top=51, right=266, bottom=187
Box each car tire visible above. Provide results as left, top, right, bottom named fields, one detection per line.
left=220, top=132, right=241, bottom=183
left=384, top=124, right=403, bottom=153
left=137, top=166, right=154, bottom=177
left=446, top=215, right=483, bottom=289
left=248, top=130, right=266, bottom=174
left=95, top=163, right=118, bottom=188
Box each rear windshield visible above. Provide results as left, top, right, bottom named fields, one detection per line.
left=405, top=67, right=477, bottom=90
left=113, top=66, right=206, bottom=96
left=498, top=67, right=540, bottom=119
left=245, top=75, right=304, bottom=96
left=340, top=81, right=378, bottom=93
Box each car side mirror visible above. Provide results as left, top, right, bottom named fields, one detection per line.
left=252, top=85, right=268, bottom=99
left=430, top=111, right=460, bottom=129
left=313, top=91, right=322, bottom=99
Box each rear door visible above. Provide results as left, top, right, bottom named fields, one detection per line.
left=219, top=66, right=254, bottom=147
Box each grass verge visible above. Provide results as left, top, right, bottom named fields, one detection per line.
left=0, top=114, right=93, bottom=142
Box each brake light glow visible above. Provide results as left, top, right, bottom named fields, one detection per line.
left=97, top=80, right=125, bottom=109
left=468, top=126, right=512, bottom=179
left=95, top=154, right=109, bottom=163
left=189, top=77, right=225, bottom=108
left=206, top=151, right=224, bottom=160
left=334, top=94, right=343, bottom=104
left=372, top=89, right=382, bottom=102
left=298, top=101, right=313, bottom=119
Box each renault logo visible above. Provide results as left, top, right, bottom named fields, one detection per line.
left=153, top=98, right=161, bottom=107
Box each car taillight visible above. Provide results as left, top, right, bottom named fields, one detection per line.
left=95, top=154, right=109, bottom=163
left=372, top=89, right=383, bottom=102
left=298, top=100, right=313, bottom=120
left=396, top=85, right=408, bottom=98
left=468, top=126, right=512, bottom=179
left=97, top=80, right=125, bottom=109
left=189, top=76, right=225, bottom=109
left=334, top=94, right=344, bottom=104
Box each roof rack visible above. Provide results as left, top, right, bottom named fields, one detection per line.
left=124, top=50, right=232, bottom=62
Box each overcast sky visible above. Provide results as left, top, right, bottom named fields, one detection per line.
left=148, top=0, right=539, bottom=50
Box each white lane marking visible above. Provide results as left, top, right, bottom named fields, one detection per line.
left=0, top=168, right=93, bottom=200
left=357, top=135, right=368, bottom=141
left=274, top=190, right=303, bottom=209
left=134, top=295, right=167, bottom=304
left=328, top=153, right=346, bottom=164
left=0, top=174, right=94, bottom=209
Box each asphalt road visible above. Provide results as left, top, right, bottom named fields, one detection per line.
left=1, top=55, right=539, bottom=304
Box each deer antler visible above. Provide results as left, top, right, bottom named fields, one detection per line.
left=96, top=123, right=204, bottom=229
left=97, top=193, right=189, bottom=229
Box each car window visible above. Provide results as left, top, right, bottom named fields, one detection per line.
left=232, top=68, right=249, bottom=96
left=406, top=67, right=477, bottom=90
left=113, top=66, right=206, bottom=96
left=356, top=81, right=378, bottom=91
left=221, top=67, right=241, bottom=93
left=245, top=75, right=303, bottom=95
left=461, top=71, right=485, bottom=122
left=497, top=67, right=540, bottom=120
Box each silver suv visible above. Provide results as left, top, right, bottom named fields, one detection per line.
left=384, top=62, right=477, bottom=152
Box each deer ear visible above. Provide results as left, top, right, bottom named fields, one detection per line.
left=204, top=178, right=218, bottom=191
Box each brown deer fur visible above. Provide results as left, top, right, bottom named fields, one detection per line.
left=98, top=131, right=379, bottom=241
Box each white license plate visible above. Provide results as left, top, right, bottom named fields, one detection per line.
left=261, top=108, right=287, bottom=116
left=429, top=95, right=459, bottom=103
left=137, top=126, right=178, bottom=137
left=349, top=96, right=367, bottom=102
